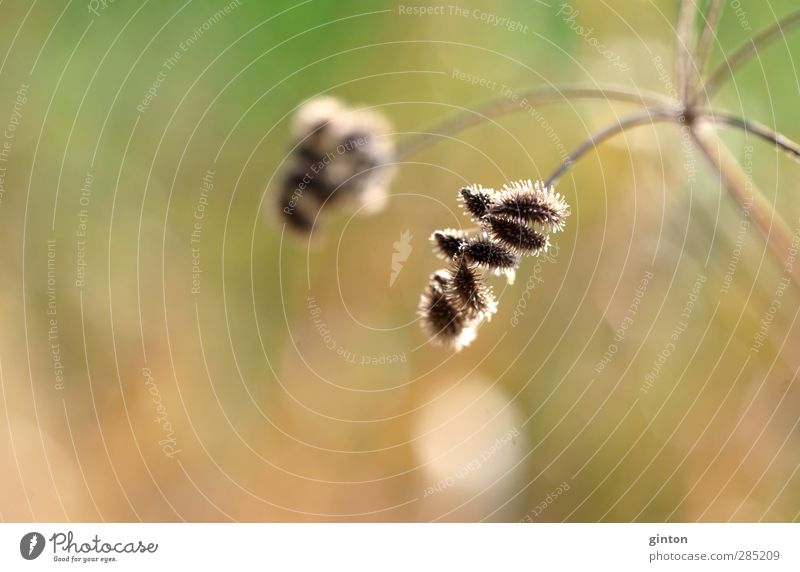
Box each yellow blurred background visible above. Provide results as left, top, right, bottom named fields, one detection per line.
left=0, top=0, right=798, bottom=522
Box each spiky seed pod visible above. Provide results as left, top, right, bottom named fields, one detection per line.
left=462, top=235, right=519, bottom=271
left=459, top=184, right=496, bottom=221
left=489, top=179, right=570, bottom=232
left=418, top=271, right=477, bottom=351
left=431, top=229, right=469, bottom=260
left=484, top=214, right=550, bottom=254
left=421, top=179, right=569, bottom=351
left=446, top=259, right=497, bottom=320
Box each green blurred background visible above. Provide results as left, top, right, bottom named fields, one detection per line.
left=0, top=0, right=798, bottom=522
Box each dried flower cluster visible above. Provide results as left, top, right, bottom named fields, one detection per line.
left=419, top=179, right=569, bottom=351
left=277, top=97, right=396, bottom=232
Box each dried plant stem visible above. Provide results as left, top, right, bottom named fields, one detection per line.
left=544, top=109, right=679, bottom=187
left=707, top=111, right=800, bottom=161
left=702, top=9, right=800, bottom=100
left=691, top=119, right=800, bottom=286
left=693, top=0, right=724, bottom=82
left=676, top=0, right=699, bottom=103
left=396, top=85, right=674, bottom=160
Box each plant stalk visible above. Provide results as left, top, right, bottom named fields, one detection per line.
left=544, top=108, right=679, bottom=187
left=396, top=85, right=674, bottom=160
left=702, top=9, right=800, bottom=101
left=676, top=0, right=699, bottom=103
left=692, top=0, right=724, bottom=101
left=707, top=111, right=800, bottom=161
left=691, top=119, right=800, bottom=286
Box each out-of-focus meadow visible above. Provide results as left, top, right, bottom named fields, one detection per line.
left=0, top=0, right=799, bottom=522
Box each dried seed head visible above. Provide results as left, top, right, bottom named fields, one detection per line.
left=418, top=272, right=478, bottom=351
left=420, top=179, right=569, bottom=350
left=459, top=184, right=496, bottom=221
left=462, top=235, right=519, bottom=271
left=430, top=229, right=469, bottom=260
left=446, top=259, right=497, bottom=320
left=484, top=214, right=550, bottom=255
left=278, top=174, right=321, bottom=233
left=490, top=179, right=570, bottom=232
left=290, top=96, right=345, bottom=139
left=277, top=97, right=396, bottom=233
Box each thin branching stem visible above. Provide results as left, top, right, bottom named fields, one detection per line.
left=694, top=0, right=724, bottom=82
left=705, top=111, right=800, bottom=161
left=691, top=119, right=800, bottom=287
left=543, top=108, right=679, bottom=187
left=702, top=9, right=800, bottom=100
left=395, top=85, right=675, bottom=160
left=676, top=0, right=699, bottom=103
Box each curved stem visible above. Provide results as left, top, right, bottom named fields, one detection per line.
left=395, top=84, right=674, bottom=160
left=705, top=111, right=800, bottom=161
left=543, top=108, right=680, bottom=187
left=702, top=9, right=800, bottom=100
left=691, top=119, right=800, bottom=287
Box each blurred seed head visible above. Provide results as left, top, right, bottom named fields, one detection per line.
left=277, top=96, right=396, bottom=233
left=489, top=179, right=570, bottom=233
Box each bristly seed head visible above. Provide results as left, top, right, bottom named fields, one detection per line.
left=420, top=179, right=569, bottom=352
left=418, top=271, right=477, bottom=352
left=484, top=214, right=550, bottom=254
left=462, top=235, right=519, bottom=270
left=459, top=184, right=496, bottom=221
left=430, top=229, right=469, bottom=260
left=489, top=179, right=570, bottom=232
left=446, top=258, right=497, bottom=320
